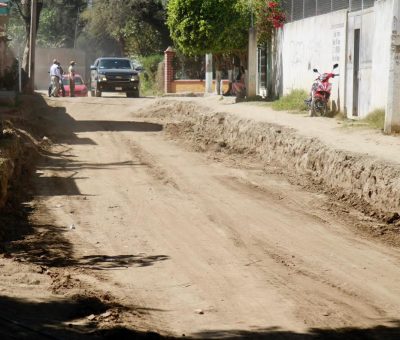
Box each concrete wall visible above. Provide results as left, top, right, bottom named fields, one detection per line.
left=278, top=0, right=394, bottom=118
left=35, top=48, right=86, bottom=90
left=280, top=10, right=347, bottom=111
left=345, top=3, right=393, bottom=118
left=367, top=0, right=392, bottom=113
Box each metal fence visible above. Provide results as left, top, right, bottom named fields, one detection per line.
left=282, top=0, right=376, bottom=22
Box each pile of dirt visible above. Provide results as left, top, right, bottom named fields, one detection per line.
left=135, top=99, right=400, bottom=234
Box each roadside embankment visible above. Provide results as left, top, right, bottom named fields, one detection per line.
left=0, top=97, right=45, bottom=216
left=136, top=99, right=400, bottom=225
left=0, top=121, right=24, bottom=209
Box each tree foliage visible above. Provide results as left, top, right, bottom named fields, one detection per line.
left=81, top=0, right=170, bottom=57
left=8, top=0, right=87, bottom=71
left=166, top=0, right=250, bottom=56
left=255, top=0, right=286, bottom=44
left=36, top=0, right=87, bottom=48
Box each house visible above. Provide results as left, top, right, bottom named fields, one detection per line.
left=257, top=0, right=395, bottom=120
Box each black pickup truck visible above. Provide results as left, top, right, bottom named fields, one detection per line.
left=90, top=57, right=140, bottom=98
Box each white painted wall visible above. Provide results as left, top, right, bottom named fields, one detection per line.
left=370, top=0, right=393, bottom=113
left=280, top=10, right=347, bottom=111
left=278, top=0, right=394, bottom=118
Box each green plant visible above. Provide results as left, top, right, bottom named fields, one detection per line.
left=138, top=54, right=164, bottom=95
left=167, top=0, right=250, bottom=55
left=271, top=89, right=308, bottom=111
left=361, top=109, right=385, bottom=130
left=255, top=0, right=286, bottom=44
left=339, top=109, right=385, bottom=130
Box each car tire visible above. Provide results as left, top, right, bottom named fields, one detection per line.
left=127, top=91, right=139, bottom=98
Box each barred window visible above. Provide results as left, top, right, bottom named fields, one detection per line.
left=350, top=0, right=363, bottom=11
left=293, top=0, right=305, bottom=21
left=333, top=0, right=351, bottom=11
left=317, top=0, right=332, bottom=15
left=304, top=0, right=317, bottom=19
left=283, top=0, right=376, bottom=23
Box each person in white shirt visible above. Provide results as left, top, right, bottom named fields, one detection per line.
left=68, top=61, right=76, bottom=97
left=49, top=59, right=61, bottom=97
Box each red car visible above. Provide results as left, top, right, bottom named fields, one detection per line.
left=62, top=74, right=88, bottom=97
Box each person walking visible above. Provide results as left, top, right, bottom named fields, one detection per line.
left=49, top=59, right=61, bottom=97
left=68, top=61, right=76, bottom=97
left=57, top=62, right=66, bottom=97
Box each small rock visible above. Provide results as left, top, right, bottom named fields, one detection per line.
left=35, top=266, right=47, bottom=274
left=69, top=224, right=76, bottom=230
left=194, top=309, right=204, bottom=315
left=387, top=212, right=400, bottom=224
left=101, top=311, right=112, bottom=318
left=42, top=136, right=49, bottom=141
left=87, top=314, right=96, bottom=321
left=55, top=204, right=63, bottom=208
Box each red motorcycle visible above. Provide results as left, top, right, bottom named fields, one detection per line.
left=305, top=63, right=339, bottom=117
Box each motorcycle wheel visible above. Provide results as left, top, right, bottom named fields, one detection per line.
left=311, top=99, right=326, bottom=117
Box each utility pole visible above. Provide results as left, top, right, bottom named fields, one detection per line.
left=28, top=0, right=37, bottom=94
left=247, top=0, right=257, bottom=98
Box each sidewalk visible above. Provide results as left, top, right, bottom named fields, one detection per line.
left=191, top=96, right=400, bottom=166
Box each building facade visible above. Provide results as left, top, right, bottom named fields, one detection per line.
left=257, top=0, right=394, bottom=118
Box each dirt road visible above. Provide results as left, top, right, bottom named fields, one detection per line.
left=2, top=95, right=400, bottom=338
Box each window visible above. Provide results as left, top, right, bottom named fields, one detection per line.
left=99, top=59, right=132, bottom=69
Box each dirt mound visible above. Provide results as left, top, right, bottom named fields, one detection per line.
left=136, top=99, right=400, bottom=229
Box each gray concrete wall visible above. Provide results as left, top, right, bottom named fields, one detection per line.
left=35, top=48, right=86, bottom=90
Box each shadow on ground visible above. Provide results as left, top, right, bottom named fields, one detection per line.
left=0, top=295, right=166, bottom=339
left=0, top=293, right=399, bottom=340
left=2, top=95, right=400, bottom=339
left=188, top=323, right=400, bottom=339
left=0, top=95, right=168, bottom=269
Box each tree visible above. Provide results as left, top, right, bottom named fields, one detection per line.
left=167, top=0, right=250, bottom=56
left=81, top=0, right=170, bottom=57
left=166, top=0, right=250, bottom=93
left=10, top=0, right=44, bottom=74
left=36, top=0, right=87, bottom=48
left=8, top=0, right=87, bottom=91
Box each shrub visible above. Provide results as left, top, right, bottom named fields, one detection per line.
left=271, top=89, right=308, bottom=111
left=361, top=109, right=385, bottom=130
left=138, top=54, right=164, bottom=95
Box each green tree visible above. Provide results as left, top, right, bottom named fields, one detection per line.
left=167, top=0, right=249, bottom=56
left=166, top=0, right=250, bottom=93
left=9, top=0, right=44, bottom=74
left=36, top=1, right=87, bottom=48
left=81, top=0, right=170, bottom=57
left=8, top=0, right=87, bottom=91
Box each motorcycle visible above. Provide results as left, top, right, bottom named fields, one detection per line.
left=305, top=63, right=339, bottom=117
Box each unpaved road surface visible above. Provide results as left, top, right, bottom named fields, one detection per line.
left=1, top=94, right=400, bottom=339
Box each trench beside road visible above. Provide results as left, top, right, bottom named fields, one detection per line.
left=1, top=94, right=400, bottom=338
